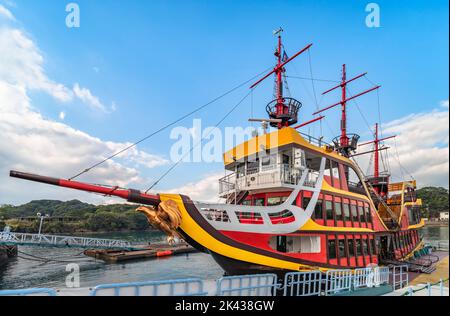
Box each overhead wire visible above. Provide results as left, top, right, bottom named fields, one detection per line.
left=145, top=90, right=254, bottom=193
left=68, top=67, right=272, bottom=181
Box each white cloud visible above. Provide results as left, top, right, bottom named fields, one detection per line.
left=0, top=23, right=108, bottom=111
left=0, top=27, right=73, bottom=102
left=440, top=99, right=449, bottom=109
left=355, top=101, right=449, bottom=188
left=165, top=172, right=224, bottom=203
left=59, top=111, right=66, bottom=120
left=0, top=81, right=169, bottom=205
left=73, top=83, right=107, bottom=112
left=0, top=4, right=14, bottom=21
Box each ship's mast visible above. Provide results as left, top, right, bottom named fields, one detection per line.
left=314, top=65, right=381, bottom=157
left=358, top=123, right=396, bottom=196
left=275, top=30, right=285, bottom=128
left=250, top=29, right=312, bottom=129
left=340, top=64, right=348, bottom=148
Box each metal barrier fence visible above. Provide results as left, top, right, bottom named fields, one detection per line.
left=403, top=278, right=449, bottom=296
left=216, top=274, right=278, bottom=296
left=283, top=271, right=322, bottom=296
left=392, top=265, right=409, bottom=290
left=353, top=267, right=390, bottom=289
left=91, top=278, right=207, bottom=296
left=0, top=288, right=57, bottom=296
left=1, top=266, right=439, bottom=296
left=325, top=269, right=353, bottom=296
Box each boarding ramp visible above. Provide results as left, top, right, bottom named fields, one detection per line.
left=216, top=274, right=278, bottom=296
left=91, top=278, right=207, bottom=296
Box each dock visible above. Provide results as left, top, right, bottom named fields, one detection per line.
left=410, top=252, right=449, bottom=287
left=84, top=241, right=198, bottom=263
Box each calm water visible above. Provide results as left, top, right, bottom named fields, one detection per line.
left=0, top=227, right=448, bottom=290
left=0, top=231, right=223, bottom=290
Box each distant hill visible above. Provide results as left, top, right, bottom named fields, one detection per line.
left=0, top=200, right=150, bottom=233
left=416, top=187, right=449, bottom=218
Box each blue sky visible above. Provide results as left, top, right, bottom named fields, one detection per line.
left=0, top=0, right=448, bottom=204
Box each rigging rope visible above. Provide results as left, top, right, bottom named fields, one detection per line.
left=145, top=90, right=253, bottom=193
left=68, top=67, right=272, bottom=181
left=393, top=137, right=415, bottom=181
left=285, top=75, right=339, bottom=83
left=346, top=87, right=374, bottom=135
left=307, top=49, right=323, bottom=138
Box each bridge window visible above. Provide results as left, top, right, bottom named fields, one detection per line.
left=371, top=239, right=377, bottom=255
left=254, top=198, right=265, bottom=206
left=246, top=158, right=260, bottom=175
left=305, top=151, right=322, bottom=171
left=202, top=209, right=231, bottom=222
left=346, top=166, right=366, bottom=195
left=362, top=238, right=369, bottom=256
left=338, top=239, right=346, bottom=259
left=364, top=204, right=372, bottom=223
left=356, top=239, right=363, bottom=256
left=348, top=239, right=355, bottom=257
left=343, top=203, right=351, bottom=222
left=270, top=235, right=321, bottom=253
left=267, top=196, right=287, bottom=206
left=237, top=163, right=245, bottom=178
left=350, top=204, right=358, bottom=222
left=328, top=239, right=337, bottom=259
left=358, top=205, right=366, bottom=222
left=287, top=236, right=321, bottom=253
left=261, top=154, right=277, bottom=171
left=302, top=197, right=311, bottom=210
left=325, top=201, right=334, bottom=220
left=314, top=200, right=323, bottom=220
left=334, top=201, right=343, bottom=221
left=237, top=211, right=263, bottom=224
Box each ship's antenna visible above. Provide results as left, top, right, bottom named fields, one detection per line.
left=313, top=65, right=381, bottom=157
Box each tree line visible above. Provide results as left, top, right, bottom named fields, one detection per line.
left=0, top=199, right=151, bottom=234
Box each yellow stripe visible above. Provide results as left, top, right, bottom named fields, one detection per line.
left=407, top=219, right=426, bottom=230
left=160, top=194, right=326, bottom=271
left=300, top=219, right=374, bottom=233
left=223, top=127, right=351, bottom=167
left=320, top=181, right=390, bottom=231
left=321, top=181, right=370, bottom=202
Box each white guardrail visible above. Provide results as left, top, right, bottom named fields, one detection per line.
left=1, top=265, right=438, bottom=297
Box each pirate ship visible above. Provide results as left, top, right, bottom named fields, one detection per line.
left=10, top=30, right=426, bottom=275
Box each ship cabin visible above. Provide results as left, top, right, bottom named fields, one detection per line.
left=217, top=127, right=423, bottom=267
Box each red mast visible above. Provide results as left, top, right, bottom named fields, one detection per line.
left=275, top=32, right=284, bottom=127
left=314, top=65, right=381, bottom=156
left=359, top=123, right=396, bottom=195
left=250, top=28, right=313, bottom=129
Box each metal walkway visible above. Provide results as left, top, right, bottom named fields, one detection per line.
left=0, top=232, right=133, bottom=250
